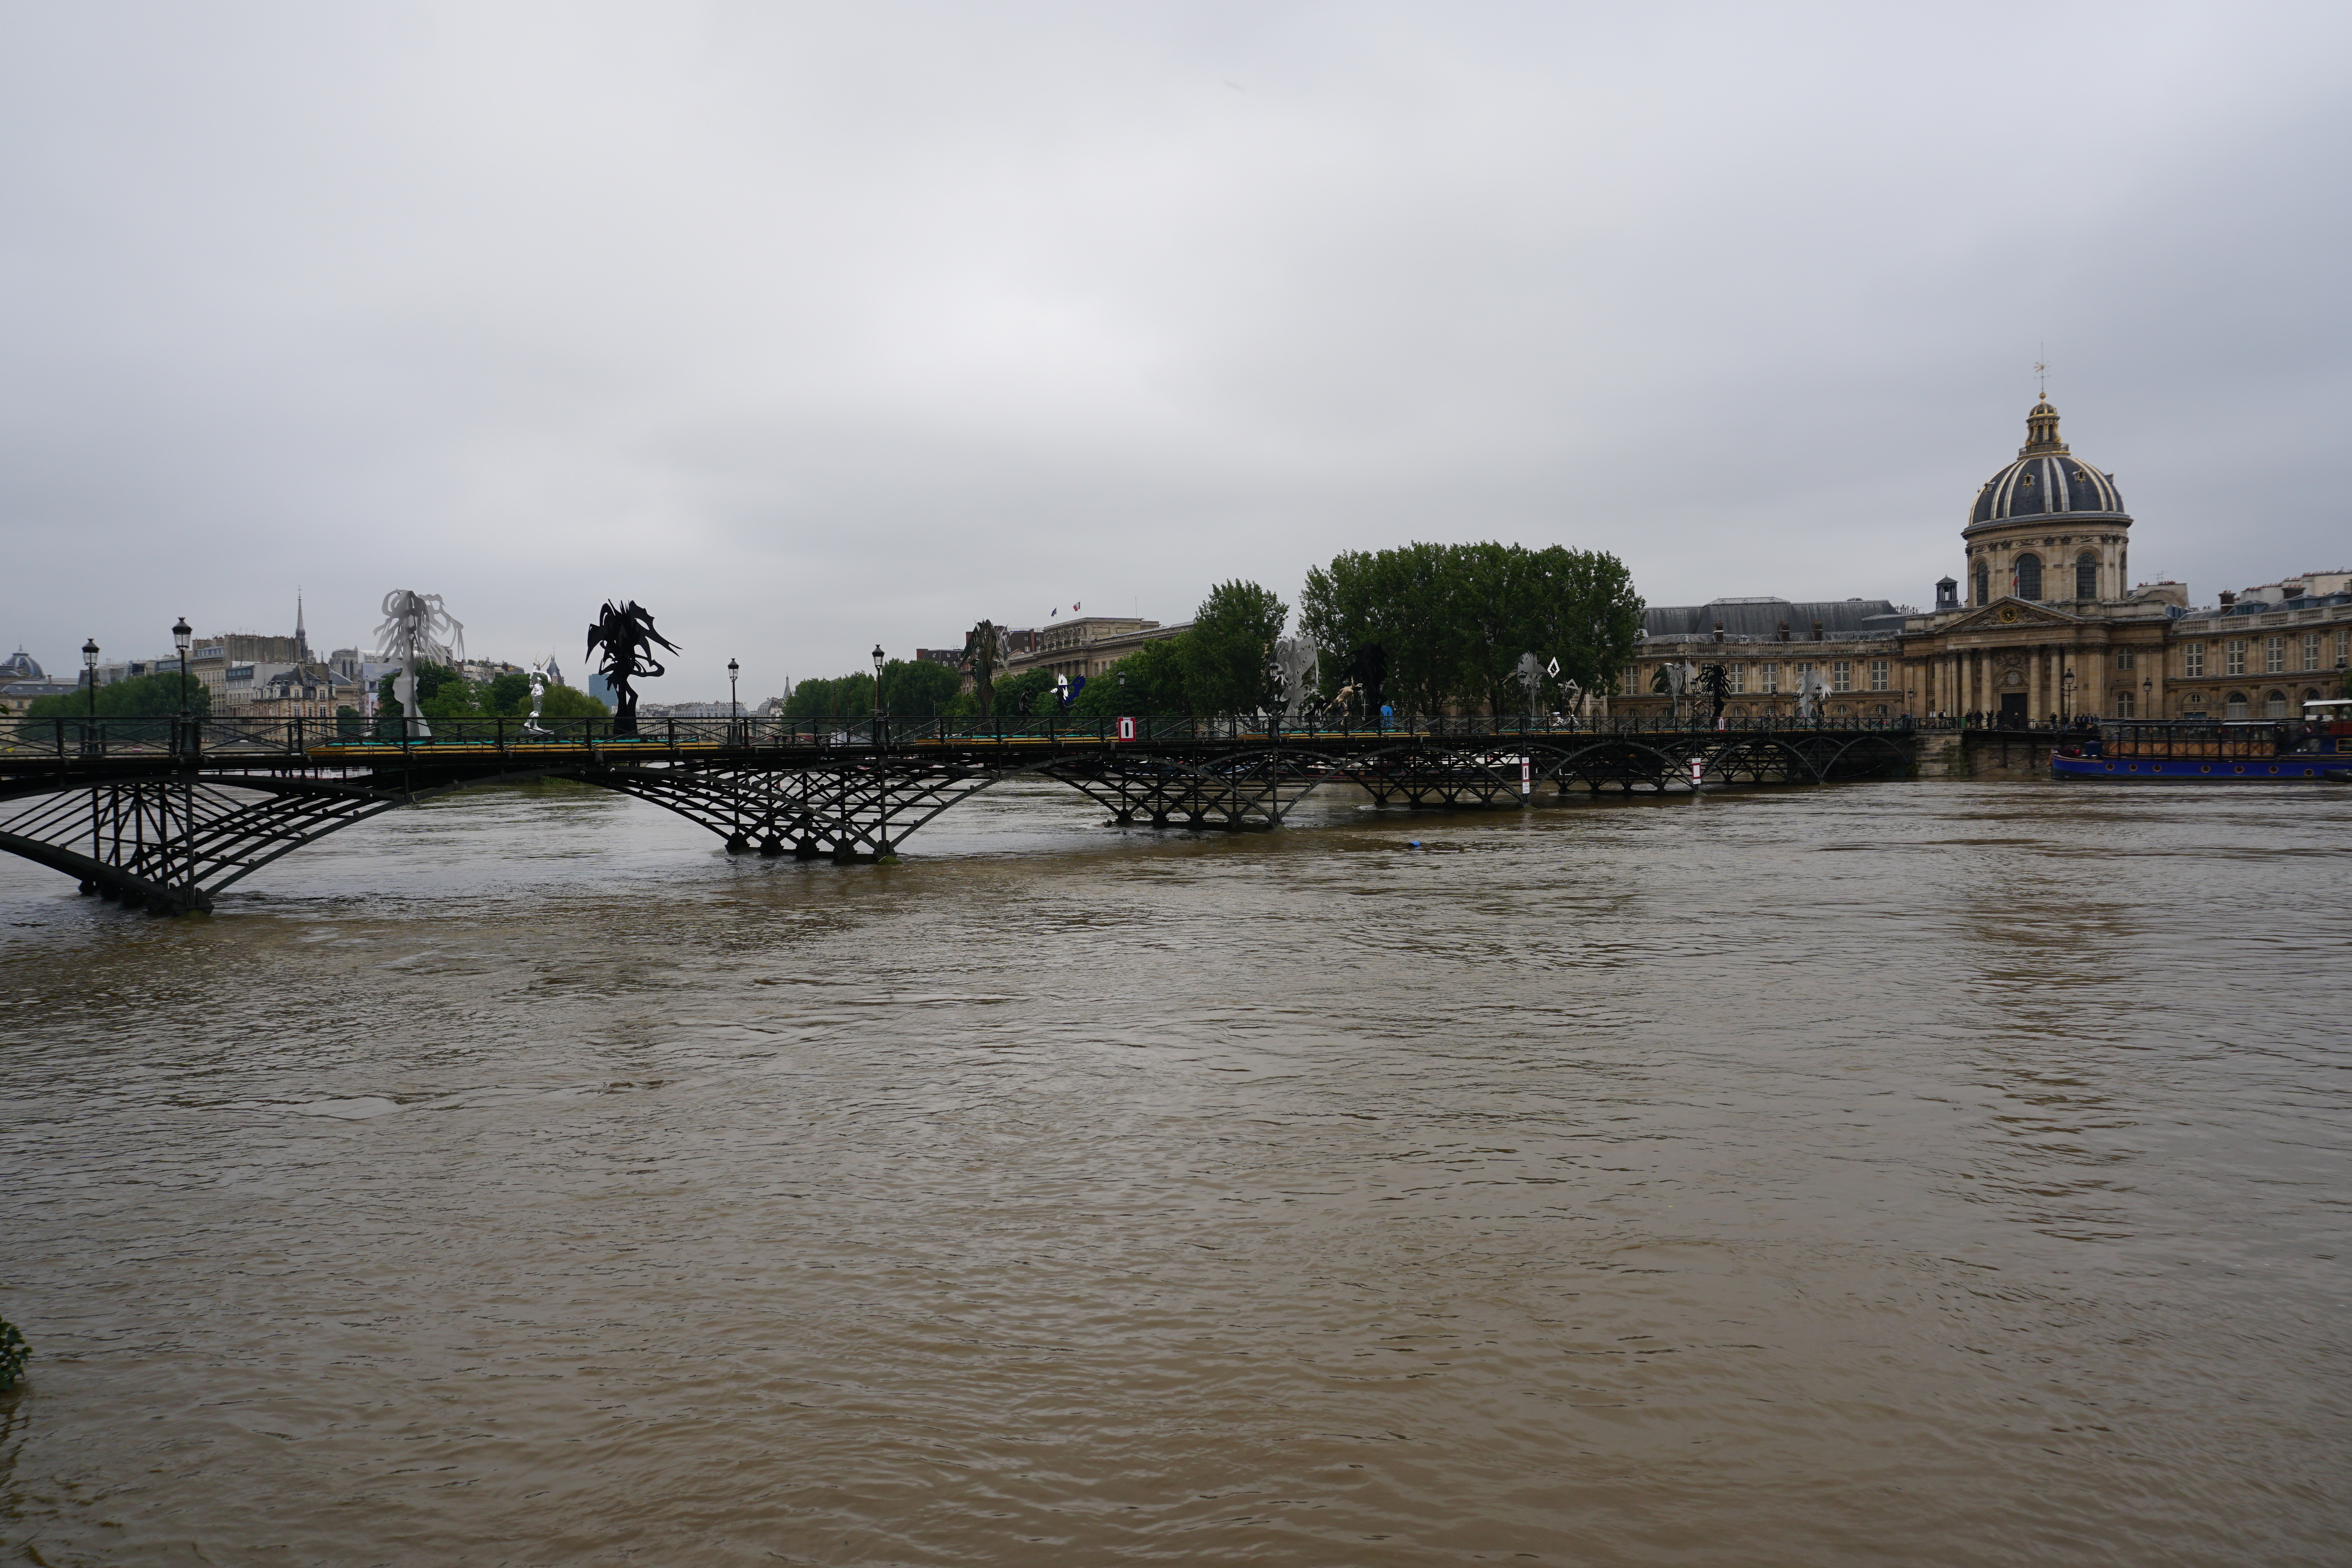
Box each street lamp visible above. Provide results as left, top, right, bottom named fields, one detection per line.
left=82, top=637, right=99, bottom=718
left=871, top=644, right=885, bottom=735
left=2142, top=675, right=2153, bottom=718
left=172, top=617, right=192, bottom=719
left=727, top=657, right=740, bottom=719
left=2061, top=666, right=2076, bottom=724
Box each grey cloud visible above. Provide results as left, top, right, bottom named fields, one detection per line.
left=3, top=1, right=2346, bottom=692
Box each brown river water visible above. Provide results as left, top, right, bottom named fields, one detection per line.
left=1, top=776, right=2347, bottom=1566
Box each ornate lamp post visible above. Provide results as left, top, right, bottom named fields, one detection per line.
left=172, top=617, right=193, bottom=719
left=81, top=637, right=99, bottom=718
left=871, top=644, right=885, bottom=741
left=2142, top=675, right=2153, bottom=718
left=2061, top=666, right=2076, bottom=724
left=727, top=657, right=740, bottom=718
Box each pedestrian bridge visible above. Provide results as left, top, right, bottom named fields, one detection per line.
left=0, top=713, right=1915, bottom=912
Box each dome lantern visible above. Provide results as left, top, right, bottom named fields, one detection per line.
left=2022, top=398, right=2068, bottom=456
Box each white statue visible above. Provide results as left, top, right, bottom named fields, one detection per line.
left=524, top=655, right=553, bottom=734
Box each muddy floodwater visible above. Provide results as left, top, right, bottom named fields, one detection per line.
left=2, top=777, right=2347, bottom=1565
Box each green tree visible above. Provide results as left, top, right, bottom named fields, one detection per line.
left=1300, top=542, right=1643, bottom=713
left=537, top=683, right=609, bottom=717
left=1181, top=580, right=1287, bottom=717
left=27, top=671, right=211, bottom=718
left=784, top=673, right=876, bottom=720
left=375, top=661, right=479, bottom=719
left=878, top=658, right=964, bottom=716
left=992, top=668, right=1057, bottom=717
left=483, top=671, right=534, bottom=716
left=1065, top=634, right=1193, bottom=715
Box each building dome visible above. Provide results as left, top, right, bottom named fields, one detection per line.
left=1, top=646, right=44, bottom=681
left=1967, top=399, right=2126, bottom=524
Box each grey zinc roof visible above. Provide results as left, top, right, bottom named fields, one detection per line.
left=1642, top=599, right=1901, bottom=640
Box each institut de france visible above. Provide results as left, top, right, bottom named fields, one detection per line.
left=1615, top=397, right=2351, bottom=724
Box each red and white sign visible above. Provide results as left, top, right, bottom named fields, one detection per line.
left=1116, top=716, right=1137, bottom=741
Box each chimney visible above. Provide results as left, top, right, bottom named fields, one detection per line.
left=2219, top=590, right=2236, bottom=607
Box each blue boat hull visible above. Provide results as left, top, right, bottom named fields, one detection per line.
left=2052, top=753, right=2352, bottom=782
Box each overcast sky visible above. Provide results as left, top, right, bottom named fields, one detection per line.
left=4, top=1, right=2347, bottom=698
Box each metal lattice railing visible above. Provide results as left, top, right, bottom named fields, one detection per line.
left=1, top=711, right=1919, bottom=761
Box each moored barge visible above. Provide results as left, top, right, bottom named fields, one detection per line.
left=2052, top=700, right=2352, bottom=781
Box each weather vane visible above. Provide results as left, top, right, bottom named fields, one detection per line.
left=2034, top=344, right=2048, bottom=399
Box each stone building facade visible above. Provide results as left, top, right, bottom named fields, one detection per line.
left=1004, top=616, right=1191, bottom=685
left=1616, top=399, right=2352, bottom=723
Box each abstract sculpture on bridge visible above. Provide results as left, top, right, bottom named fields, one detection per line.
left=1345, top=644, right=1387, bottom=719
left=374, top=590, right=466, bottom=740
left=1513, top=652, right=1548, bottom=716
left=1795, top=667, right=1830, bottom=721
left=1650, top=660, right=1695, bottom=725
left=963, top=621, right=1009, bottom=717
left=587, top=600, right=680, bottom=737
left=1697, top=663, right=1732, bottom=728
left=1270, top=636, right=1319, bottom=723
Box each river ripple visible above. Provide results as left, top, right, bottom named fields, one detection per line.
left=2, top=778, right=2347, bottom=1564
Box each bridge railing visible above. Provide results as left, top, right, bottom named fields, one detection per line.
left=0, top=710, right=1918, bottom=760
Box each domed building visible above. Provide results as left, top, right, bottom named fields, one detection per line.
left=1963, top=399, right=2134, bottom=607
left=1615, top=393, right=2351, bottom=733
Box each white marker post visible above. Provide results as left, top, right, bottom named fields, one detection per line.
left=1689, top=755, right=1704, bottom=789
left=1520, top=757, right=1531, bottom=801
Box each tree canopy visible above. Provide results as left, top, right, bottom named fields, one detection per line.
left=1181, top=580, right=1288, bottom=718
left=25, top=672, right=210, bottom=718
left=376, top=662, right=606, bottom=720
left=1300, top=543, right=1643, bottom=713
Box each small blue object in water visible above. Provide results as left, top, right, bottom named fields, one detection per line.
left=1407, top=840, right=1423, bottom=848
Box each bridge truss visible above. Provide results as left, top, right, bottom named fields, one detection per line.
left=0, top=716, right=1914, bottom=912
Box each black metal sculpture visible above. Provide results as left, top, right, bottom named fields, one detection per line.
left=586, top=600, right=680, bottom=737
left=1347, top=643, right=1387, bottom=716
left=1698, top=662, right=1732, bottom=727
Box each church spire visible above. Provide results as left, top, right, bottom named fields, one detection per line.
left=296, top=590, right=309, bottom=661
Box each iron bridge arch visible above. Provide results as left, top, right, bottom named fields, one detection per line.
left=0, top=715, right=1917, bottom=912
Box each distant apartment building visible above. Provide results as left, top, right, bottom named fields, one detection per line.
left=245, top=663, right=361, bottom=720
left=192, top=633, right=307, bottom=708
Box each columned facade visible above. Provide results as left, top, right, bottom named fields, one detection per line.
left=1613, top=397, right=2352, bottom=726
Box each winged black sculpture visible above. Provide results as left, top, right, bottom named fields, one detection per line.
left=586, top=600, right=680, bottom=736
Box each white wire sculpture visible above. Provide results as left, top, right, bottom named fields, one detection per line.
left=373, top=590, right=465, bottom=738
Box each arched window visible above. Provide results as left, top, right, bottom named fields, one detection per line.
left=1974, top=562, right=1989, bottom=604
left=2226, top=692, right=2250, bottom=720
left=2075, top=553, right=2097, bottom=599
left=2014, top=553, right=2043, bottom=601
left=2267, top=690, right=2288, bottom=719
